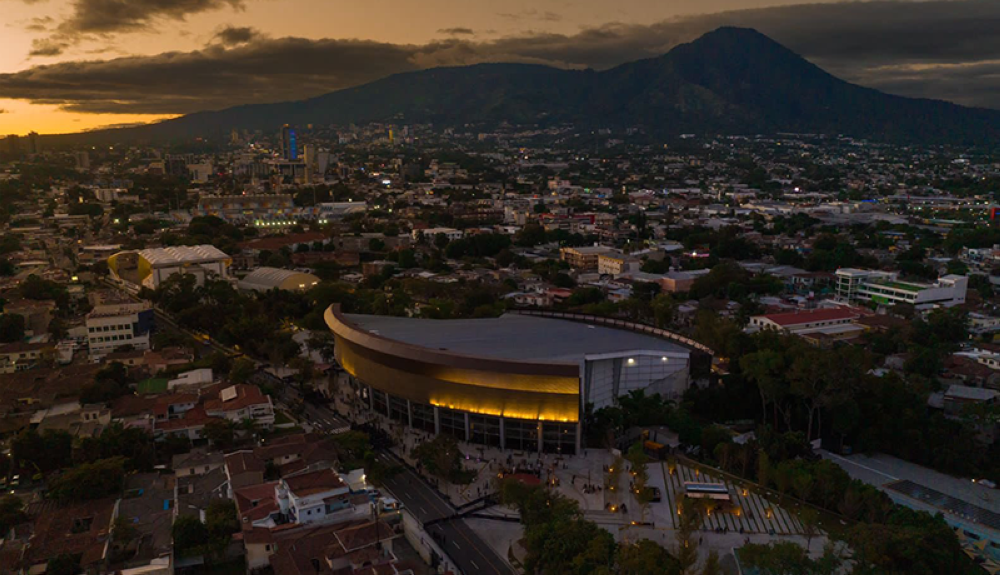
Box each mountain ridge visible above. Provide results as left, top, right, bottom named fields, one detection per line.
left=48, top=27, right=1000, bottom=145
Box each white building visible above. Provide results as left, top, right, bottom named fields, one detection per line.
left=86, top=302, right=154, bottom=359
left=835, top=268, right=968, bottom=308
left=108, top=245, right=231, bottom=290
left=414, top=227, right=463, bottom=242
left=747, top=308, right=865, bottom=342
left=204, top=384, right=275, bottom=428
left=279, top=468, right=371, bottom=526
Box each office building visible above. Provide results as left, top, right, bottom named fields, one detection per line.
left=561, top=246, right=616, bottom=270
left=27, top=132, right=40, bottom=155
left=74, top=151, right=90, bottom=170
left=281, top=125, right=298, bottom=161
left=5, top=135, right=20, bottom=156
left=303, top=144, right=317, bottom=173
left=86, top=301, right=154, bottom=359
left=836, top=268, right=968, bottom=308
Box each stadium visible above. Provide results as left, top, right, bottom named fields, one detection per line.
left=325, top=305, right=711, bottom=454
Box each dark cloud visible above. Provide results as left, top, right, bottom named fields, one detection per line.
left=24, top=16, right=54, bottom=32
left=497, top=9, right=562, bottom=23
left=212, top=25, right=259, bottom=46
left=6, top=0, right=1000, bottom=114
left=28, top=38, right=70, bottom=57
left=28, top=0, right=248, bottom=57
left=60, top=0, right=245, bottom=34
left=0, top=38, right=422, bottom=114
left=438, top=27, right=475, bottom=35
left=0, top=109, right=7, bottom=114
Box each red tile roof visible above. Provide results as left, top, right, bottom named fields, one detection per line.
left=155, top=406, right=212, bottom=431
left=234, top=481, right=280, bottom=523
left=204, top=384, right=270, bottom=413
left=284, top=469, right=345, bottom=498
left=225, top=450, right=266, bottom=475
left=759, top=308, right=860, bottom=327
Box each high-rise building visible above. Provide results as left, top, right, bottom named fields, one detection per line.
left=5, top=135, right=20, bottom=156
left=26, top=132, right=39, bottom=155
left=304, top=144, right=317, bottom=175
left=281, top=124, right=298, bottom=160
left=74, top=150, right=90, bottom=170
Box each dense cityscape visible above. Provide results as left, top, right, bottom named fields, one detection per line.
left=0, top=120, right=999, bottom=575
left=4, top=2, right=1000, bottom=574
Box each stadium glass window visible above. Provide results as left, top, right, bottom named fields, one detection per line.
left=470, top=414, right=501, bottom=447
left=411, top=402, right=436, bottom=433
left=438, top=408, right=466, bottom=441
left=371, top=389, right=388, bottom=415
left=542, top=422, right=577, bottom=455
left=388, top=395, right=408, bottom=423
left=504, top=418, right=538, bottom=452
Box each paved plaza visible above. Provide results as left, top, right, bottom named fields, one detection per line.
left=324, top=383, right=827, bottom=573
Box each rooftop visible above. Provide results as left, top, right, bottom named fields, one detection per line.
left=136, top=245, right=230, bottom=267
left=756, top=308, right=860, bottom=327
left=238, top=267, right=320, bottom=291
left=344, top=313, right=687, bottom=363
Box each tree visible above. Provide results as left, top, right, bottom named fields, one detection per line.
left=701, top=551, right=722, bottom=575
left=47, top=457, right=126, bottom=503
left=205, top=499, right=239, bottom=540
left=228, top=357, right=256, bottom=384
left=412, top=434, right=470, bottom=483
left=0, top=496, right=26, bottom=535
left=618, top=539, right=680, bottom=575
left=740, top=349, right=788, bottom=429
left=112, top=514, right=139, bottom=551
left=433, top=233, right=449, bottom=250
left=0, top=314, right=25, bottom=343
left=0, top=258, right=15, bottom=277
left=331, top=430, right=373, bottom=468
left=13, top=428, right=72, bottom=473
left=847, top=507, right=972, bottom=575
left=675, top=497, right=701, bottom=575
left=46, top=554, right=80, bottom=575
left=738, top=541, right=840, bottom=574
left=202, top=419, right=237, bottom=448
left=172, top=515, right=209, bottom=557
left=800, top=507, right=820, bottom=552
left=289, top=357, right=315, bottom=386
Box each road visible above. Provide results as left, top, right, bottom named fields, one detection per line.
left=109, top=281, right=510, bottom=573
left=376, top=452, right=517, bottom=575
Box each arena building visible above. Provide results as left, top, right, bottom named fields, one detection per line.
left=325, top=306, right=711, bottom=454
left=108, top=245, right=231, bottom=291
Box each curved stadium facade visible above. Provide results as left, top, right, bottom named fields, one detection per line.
left=326, top=305, right=711, bottom=454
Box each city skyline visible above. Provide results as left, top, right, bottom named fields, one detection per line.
left=4, top=0, right=1000, bottom=136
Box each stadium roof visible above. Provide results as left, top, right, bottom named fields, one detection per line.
left=238, top=267, right=320, bottom=292
left=137, top=245, right=229, bottom=267
left=343, top=313, right=688, bottom=363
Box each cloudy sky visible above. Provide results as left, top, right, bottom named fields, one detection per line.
left=1, top=0, right=999, bottom=135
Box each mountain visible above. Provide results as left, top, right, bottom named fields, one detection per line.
left=58, top=28, right=1000, bottom=145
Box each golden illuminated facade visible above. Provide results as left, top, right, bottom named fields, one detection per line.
left=326, top=305, right=696, bottom=454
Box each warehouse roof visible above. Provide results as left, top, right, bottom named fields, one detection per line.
left=238, top=267, right=319, bottom=292
left=343, top=313, right=688, bottom=363
left=137, top=245, right=229, bottom=267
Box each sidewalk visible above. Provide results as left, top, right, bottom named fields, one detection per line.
left=332, top=388, right=616, bottom=509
